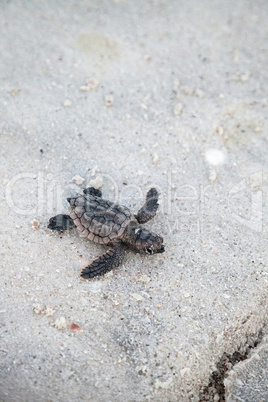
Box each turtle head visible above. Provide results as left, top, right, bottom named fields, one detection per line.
left=133, top=228, right=165, bottom=255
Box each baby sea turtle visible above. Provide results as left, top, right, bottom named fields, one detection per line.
left=48, top=187, right=164, bottom=278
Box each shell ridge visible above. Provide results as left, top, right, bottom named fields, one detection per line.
left=68, top=194, right=133, bottom=244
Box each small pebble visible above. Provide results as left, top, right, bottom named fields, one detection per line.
left=45, top=306, right=56, bottom=317
left=80, top=85, right=90, bottom=92
left=240, top=71, right=251, bottom=82
left=72, top=175, right=85, bottom=185
left=195, top=89, right=204, bottom=98
left=153, top=153, right=159, bottom=165
left=33, top=304, right=44, bottom=314
left=63, top=100, right=72, bottom=107
left=233, top=71, right=251, bottom=82
left=33, top=305, right=55, bottom=316
left=31, top=219, right=39, bottom=229
left=216, top=126, right=224, bottom=136
left=140, top=103, right=147, bottom=110
left=105, top=94, right=114, bottom=107
left=209, top=170, right=217, bottom=182
left=254, top=126, right=262, bottom=133
left=9, top=89, right=20, bottom=96
left=89, top=175, right=103, bottom=190
left=174, top=103, right=183, bottom=116
left=53, top=317, right=67, bottom=329
left=143, top=113, right=149, bottom=121
left=131, top=293, right=144, bottom=301
left=91, top=165, right=99, bottom=176
left=181, top=86, right=194, bottom=96
left=80, top=78, right=99, bottom=91
left=205, top=149, right=226, bottom=166
left=70, top=323, right=83, bottom=332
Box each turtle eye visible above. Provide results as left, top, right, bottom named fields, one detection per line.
left=146, top=247, right=153, bottom=254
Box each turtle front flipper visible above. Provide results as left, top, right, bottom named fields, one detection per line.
left=135, top=188, right=159, bottom=224
left=81, top=244, right=125, bottom=279
left=83, top=187, right=102, bottom=198
left=48, top=214, right=75, bottom=231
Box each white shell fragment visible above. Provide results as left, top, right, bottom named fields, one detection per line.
left=105, top=95, right=114, bottom=107
left=209, top=169, right=217, bottom=182
left=131, top=293, right=144, bottom=301
left=153, top=153, right=159, bottom=165
left=72, top=175, right=85, bottom=185
left=89, top=175, right=103, bottom=189
left=53, top=317, right=67, bottom=329
left=195, top=89, right=204, bottom=98
left=80, top=78, right=99, bottom=91
left=33, top=305, right=56, bottom=316
left=63, top=99, right=72, bottom=107
left=205, top=149, right=226, bottom=165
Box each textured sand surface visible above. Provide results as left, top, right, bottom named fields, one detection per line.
left=0, top=1, right=267, bottom=400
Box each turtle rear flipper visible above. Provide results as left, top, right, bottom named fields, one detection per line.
left=135, top=188, right=159, bottom=224
left=81, top=244, right=125, bottom=279
left=83, top=187, right=102, bottom=198
left=48, top=214, right=75, bottom=231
